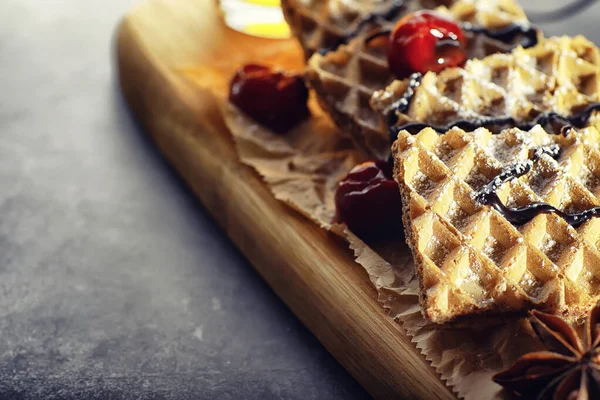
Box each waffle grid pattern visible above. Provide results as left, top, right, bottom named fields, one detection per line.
left=281, top=0, right=398, bottom=58
left=393, top=126, right=600, bottom=323
left=374, top=35, right=600, bottom=136
left=303, top=0, right=530, bottom=158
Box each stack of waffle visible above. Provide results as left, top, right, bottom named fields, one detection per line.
left=283, top=0, right=600, bottom=323
left=283, top=0, right=532, bottom=158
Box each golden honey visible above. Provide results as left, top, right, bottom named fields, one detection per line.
left=220, top=0, right=290, bottom=39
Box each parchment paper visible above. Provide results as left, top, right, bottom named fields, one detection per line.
left=184, top=66, right=542, bottom=400
left=221, top=98, right=363, bottom=230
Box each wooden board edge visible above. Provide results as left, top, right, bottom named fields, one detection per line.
left=114, top=11, right=455, bottom=400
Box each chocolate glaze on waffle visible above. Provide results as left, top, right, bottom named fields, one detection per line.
left=476, top=143, right=600, bottom=227
left=385, top=73, right=423, bottom=126
left=389, top=102, right=600, bottom=141
left=462, top=22, right=540, bottom=49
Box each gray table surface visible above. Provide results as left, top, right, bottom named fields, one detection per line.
left=1, top=1, right=599, bottom=399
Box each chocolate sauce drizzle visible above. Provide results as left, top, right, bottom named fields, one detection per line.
left=389, top=102, right=600, bottom=143
left=475, top=145, right=600, bottom=227
left=462, top=23, right=540, bottom=50
left=317, top=0, right=405, bottom=55
left=385, top=73, right=422, bottom=126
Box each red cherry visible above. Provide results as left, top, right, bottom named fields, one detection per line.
left=387, top=11, right=467, bottom=78
left=229, top=64, right=310, bottom=133
left=335, top=160, right=403, bottom=238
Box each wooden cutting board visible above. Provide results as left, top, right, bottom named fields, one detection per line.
left=115, top=1, right=454, bottom=398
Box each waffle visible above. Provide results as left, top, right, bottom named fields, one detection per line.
left=374, top=35, right=600, bottom=142
left=282, top=0, right=431, bottom=58
left=392, top=125, right=600, bottom=324
left=282, top=0, right=528, bottom=57
left=301, top=0, right=532, bottom=159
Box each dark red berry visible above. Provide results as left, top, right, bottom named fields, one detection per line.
left=387, top=11, right=466, bottom=78
left=335, top=160, right=403, bottom=238
left=229, top=64, right=310, bottom=133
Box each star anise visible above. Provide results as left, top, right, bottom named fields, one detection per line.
left=493, top=304, right=600, bottom=400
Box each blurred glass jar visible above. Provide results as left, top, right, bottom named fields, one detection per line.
left=220, top=0, right=291, bottom=39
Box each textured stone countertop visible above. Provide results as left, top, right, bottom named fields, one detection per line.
left=0, top=0, right=598, bottom=399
